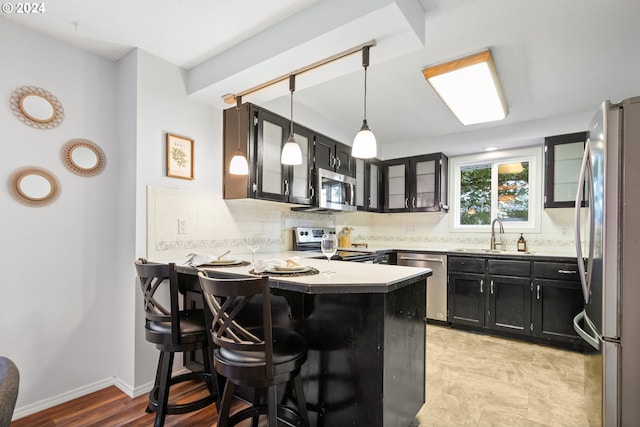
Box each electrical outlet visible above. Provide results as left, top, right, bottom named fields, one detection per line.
left=178, top=218, right=188, bottom=234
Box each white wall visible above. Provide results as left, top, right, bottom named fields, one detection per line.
left=0, top=20, right=119, bottom=416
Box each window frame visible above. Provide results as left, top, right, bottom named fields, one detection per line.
left=449, top=146, right=542, bottom=232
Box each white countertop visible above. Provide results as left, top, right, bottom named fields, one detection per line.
left=173, top=250, right=432, bottom=294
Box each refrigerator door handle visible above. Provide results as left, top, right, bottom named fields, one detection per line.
left=575, top=138, right=594, bottom=303
left=573, top=309, right=600, bottom=350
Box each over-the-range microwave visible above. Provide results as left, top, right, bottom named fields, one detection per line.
left=292, top=168, right=357, bottom=213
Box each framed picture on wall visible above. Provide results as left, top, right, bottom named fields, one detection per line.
left=166, top=133, right=194, bottom=180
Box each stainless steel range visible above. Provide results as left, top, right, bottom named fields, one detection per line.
left=292, top=227, right=388, bottom=263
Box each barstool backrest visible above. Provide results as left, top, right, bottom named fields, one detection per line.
left=197, top=272, right=275, bottom=378
left=135, top=259, right=180, bottom=345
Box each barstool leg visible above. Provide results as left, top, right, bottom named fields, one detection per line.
left=266, top=385, right=278, bottom=427
left=201, top=346, right=220, bottom=413
left=293, top=374, right=310, bottom=427
left=251, top=389, right=260, bottom=427
left=155, top=351, right=174, bottom=427
left=146, top=351, right=164, bottom=413
left=218, top=380, right=236, bottom=427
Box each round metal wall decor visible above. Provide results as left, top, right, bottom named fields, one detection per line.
left=10, top=85, right=65, bottom=129
left=61, top=138, right=106, bottom=177
left=8, top=166, right=60, bottom=207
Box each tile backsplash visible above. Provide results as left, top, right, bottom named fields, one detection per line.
left=147, top=186, right=576, bottom=260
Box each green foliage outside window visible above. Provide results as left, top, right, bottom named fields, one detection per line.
left=459, top=161, right=530, bottom=225
left=460, top=164, right=491, bottom=225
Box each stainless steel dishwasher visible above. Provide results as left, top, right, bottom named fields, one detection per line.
left=398, top=252, right=447, bottom=322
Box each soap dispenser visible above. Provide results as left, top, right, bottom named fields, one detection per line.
left=517, top=233, right=527, bottom=252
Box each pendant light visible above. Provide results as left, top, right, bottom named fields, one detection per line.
left=352, top=46, right=377, bottom=159
left=280, top=75, right=303, bottom=165
left=229, top=96, right=249, bottom=175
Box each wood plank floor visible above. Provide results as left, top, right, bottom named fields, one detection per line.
left=10, top=381, right=247, bottom=427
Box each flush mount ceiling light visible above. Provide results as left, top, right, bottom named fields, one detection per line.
left=281, top=75, right=303, bottom=165
left=229, top=96, right=249, bottom=175
left=422, top=49, right=508, bottom=126
left=352, top=46, right=377, bottom=159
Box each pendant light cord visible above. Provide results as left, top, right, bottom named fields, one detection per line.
left=362, top=46, right=370, bottom=121
left=289, top=75, right=295, bottom=136
left=236, top=95, right=243, bottom=151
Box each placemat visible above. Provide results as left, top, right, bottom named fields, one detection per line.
left=197, top=260, right=251, bottom=268
left=249, top=267, right=320, bottom=277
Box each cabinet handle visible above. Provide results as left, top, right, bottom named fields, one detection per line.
left=310, top=185, right=315, bottom=198
left=490, top=280, right=494, bottom=294
left=337, top=157, right=341, bottom=169
left=405, top=198, right=409, bottom=208
left=480, top=280, right=484, bottom=293
left=284, top=180, right=289, bottom=196
left=558, top=269, right=577, bottom=274
left=252, top=182, right=257, bottom=193
left=399, top=256, right=445, bottom=263
left=330, top=155, right=336, bottom=168
left=412, top=197, right=416, bottom=208
left=536, top=284, right=541, bottom=300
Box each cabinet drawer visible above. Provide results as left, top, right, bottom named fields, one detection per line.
left=533, top=261, right=581, bottom=282
left=448, top=256, right=485, bottom=274
left=488, top=259, right=531, bottom=277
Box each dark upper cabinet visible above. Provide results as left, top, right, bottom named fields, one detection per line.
left=544, top=131, right=587, bottom=208
left=223, top=103, right=313, bottom=205
left=383, top=153, right=448, bottom=213
left=355, top=158, right=382, bottom=212
left=314, top=134, right=355, bottom=177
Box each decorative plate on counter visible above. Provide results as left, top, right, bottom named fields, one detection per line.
left=198, top=260, right=248, bottom=267
left=266, top=265, right=310, bottom=273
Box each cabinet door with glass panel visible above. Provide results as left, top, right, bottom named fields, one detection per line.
left=254, top=108, right=289, bottom=202
left=287, top=123, right=314, bottom=205
left=544, top=132, right=587, bottom=208
left=411, top=153, right=448, bottom=212
left=384, top=158, right=411, bottom=212
left=383, top=153, right=448, bottom=213
left=254, top=108, right=312, bottom=204
left=355, top=158, right=382, bottom=212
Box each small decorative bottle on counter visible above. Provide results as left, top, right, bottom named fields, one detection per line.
left=517, top=233, right=527, bottom=252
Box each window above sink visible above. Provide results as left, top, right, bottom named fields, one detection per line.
left=450, top=146, right=542, bottom=232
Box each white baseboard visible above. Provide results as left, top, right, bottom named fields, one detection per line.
left=12, top=367, right=193, bottom=421
left=13, top=377, right=114, bottom=420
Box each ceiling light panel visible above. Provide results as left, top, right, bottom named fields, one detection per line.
left=422, top=50, right=508, bottom=126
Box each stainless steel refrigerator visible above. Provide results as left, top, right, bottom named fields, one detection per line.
left=573, top=97, right=640, bottom=426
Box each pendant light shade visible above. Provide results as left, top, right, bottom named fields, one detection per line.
left=229, top=149, right=249, bottom=175
left=281, top=75, right=303, bottom=165
left=229, top=96, right=249, bottom=175
left=352, top=46, right=377, bottom=159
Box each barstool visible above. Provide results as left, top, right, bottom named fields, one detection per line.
left=135, top=259, right=219, bottom=427
left=198, top=271, right=309, bottom=427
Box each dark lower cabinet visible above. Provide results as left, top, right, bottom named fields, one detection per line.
left=486, top=276, right=531, bottom=335
left=532, top=261, right=584, bottom=344
left=448, top=273, right=485, bottom=327
left=486, top=258, right=531, bottom=336
left=448, top=255, right=584, bottom=349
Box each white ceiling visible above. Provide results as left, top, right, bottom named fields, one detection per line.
left=5, top=0, right=640, bottom=158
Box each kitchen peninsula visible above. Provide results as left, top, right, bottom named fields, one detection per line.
left=176, top=255, right=432, bottom=427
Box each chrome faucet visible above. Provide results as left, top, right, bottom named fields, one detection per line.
left=491, top=217, right=505, bottom=250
